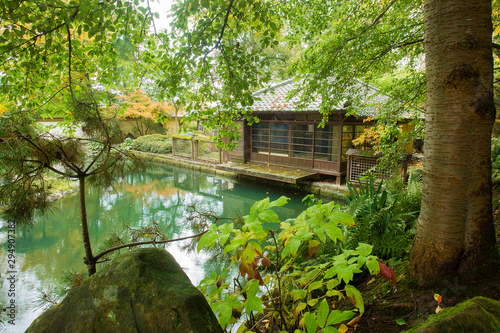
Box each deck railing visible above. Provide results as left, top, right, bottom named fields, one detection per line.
left=172, top=135, right=222, bottom=164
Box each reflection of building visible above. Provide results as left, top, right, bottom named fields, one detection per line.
left=227, top=79, right=414, bottom=185
left=173, top=169, right=227, bottom=201
left=171, top=168, right=309, bottom=221
left=219, top=183, right=308, bottom=222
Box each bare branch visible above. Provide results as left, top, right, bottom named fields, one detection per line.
left=93, top=230, right=208, bottom=262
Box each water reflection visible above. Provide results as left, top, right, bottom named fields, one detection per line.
left=0, top=165, right=313, bottom=332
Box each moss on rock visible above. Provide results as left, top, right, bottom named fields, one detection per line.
left=26, top=248, right=223, bottom=333
left=404, top=296, right=500, bottom=333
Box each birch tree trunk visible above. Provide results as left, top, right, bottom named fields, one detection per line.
left=409, top=0, right=498, bottom=283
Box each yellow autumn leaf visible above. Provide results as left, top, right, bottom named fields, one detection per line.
left=339, top=323, right=349, bottom=333
left=436, top=305, right=443, bottom=314
left=433, top=293, right=442, bottom=303
left=366, top=278, right=376, bottom=285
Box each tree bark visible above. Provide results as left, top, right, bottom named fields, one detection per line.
left=79, top=176, right=96, bottom=276
left=409, top=0, right=498, bottom=283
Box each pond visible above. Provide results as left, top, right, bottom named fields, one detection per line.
left=0, top=165, right=320, bottom=332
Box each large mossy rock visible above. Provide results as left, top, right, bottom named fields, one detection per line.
left=405, top=296, right=500, bottom=333
left=26, top=248, right=223, bottom=333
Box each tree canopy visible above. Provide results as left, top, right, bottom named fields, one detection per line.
left=0, top=0, right=156, bottom=117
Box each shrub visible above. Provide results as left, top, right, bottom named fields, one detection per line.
left=342, top=174, right=420, bottom=259
left=87, top=140, right=104, bottom=152
left=131, top=134, right=172, bottom=154
left=119, top=138, right=134, bottom=151
left=197, top=197, right=384, bottom=333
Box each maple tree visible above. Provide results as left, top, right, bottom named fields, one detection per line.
left=113, top=89, right=175, bottom=136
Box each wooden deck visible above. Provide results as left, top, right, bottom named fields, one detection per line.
left=217, top=162, right=318, bottom=184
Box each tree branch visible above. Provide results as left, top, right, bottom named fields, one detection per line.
left=66, top=23, right=74, bottom=97
left=93, top=230, right=208, bottom=262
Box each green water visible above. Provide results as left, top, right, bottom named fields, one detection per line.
left=0, top=165, right=315, bottom=332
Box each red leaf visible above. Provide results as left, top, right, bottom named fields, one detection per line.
left=261, top=257, right=270, bottom=268
left=379, top=261, right=397, bottom=288
left=239, top=261, right=254, bottom=279
left=254, top=269, right=264, bottom=286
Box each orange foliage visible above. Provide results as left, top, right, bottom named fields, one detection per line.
left=115, top=89, right=175, bottom=122
left=352, top=124, right=384, bottom=148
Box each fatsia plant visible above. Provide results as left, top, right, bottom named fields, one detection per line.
left=197, top=196, right=383, bottom=333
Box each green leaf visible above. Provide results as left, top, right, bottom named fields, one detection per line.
left=218, top=223, right=233, bottom=246
left=244, top=280, right=263, bottom=314
left=307, top=298, right=319, bottom=307
left=326, top=290, right=344, bottom=299
left=326, top=279, right=340, bottom=290
left=299, top=268, right=321, bottom=285
left=308, top=280, right=324, bottom=292
left=200, top=0, right=210, bottom=9
left=355, top=243, right=373, bottom=257
left=366, top=257, right=380, bottom=274
left=256, top=197, right=270, bottom=212
left=290, top=289, right=308, bottom=301
left=345, top=285, right=364, bottom=314
left=269, top=196, right=289, bottom=207
left=327, top=310, right=356, bottom=326
left=395, top=318, right=407, bottom=326
left=219, top=302, right=233, bottom=329
left=245, top=295, right=263, bottom=314
left=316, top=299, right=329, bottom=328
left=304, top=312, right=318, bottom=333
left=328, top=209, right=355, bottom=227
left=223, top=240, right=242, bottom=254
left=322, top=326, right=340, bottom=333
left=245, top=220, right=265, bottom=234
left=197, top=229, right=217, bottom=252
left=314, top=227, right=326, bottom=243
left=258, top=209, right=280, bottom=223
left=295, top=302, right=307, bottom=314
left=282, top=237, right=301, bottom=257
left=322, top=223, right=344, bottom=243
left=325, top=263, right=362, bottom=284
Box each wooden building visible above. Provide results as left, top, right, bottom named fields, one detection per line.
left=227, top=78, right=410, bottom=185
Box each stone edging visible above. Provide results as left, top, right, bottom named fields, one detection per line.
left=132, top=151, right=349, bottom=201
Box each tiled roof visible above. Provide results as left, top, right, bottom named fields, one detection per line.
left=250, top=78, right=388, bottom=117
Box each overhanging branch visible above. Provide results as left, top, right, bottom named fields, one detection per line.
left=93, top=230, right=208, bottom=262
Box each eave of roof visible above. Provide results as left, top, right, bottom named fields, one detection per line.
left=249, top=77, right=389, bottom=118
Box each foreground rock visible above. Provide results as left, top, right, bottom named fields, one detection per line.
left=406, top=296, right=500, bottom=332
left=27, top=248, right=223, bottom=333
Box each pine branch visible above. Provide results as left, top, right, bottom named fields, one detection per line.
left=93, top=230, right=208, bottom=262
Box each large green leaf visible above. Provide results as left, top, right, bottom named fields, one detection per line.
left=327, top=309, right=356, bottom=326
left=345, top=285, right=365, bottom=314
left=304, top=312, right=318, bottom=333
left=258, top=209, right=280, bottom=223
left=316, top=299, right=329, bottom=328
left=244, top=280, right=264, bottom=314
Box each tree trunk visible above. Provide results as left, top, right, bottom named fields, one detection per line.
left=79, top=177, right=96, bottom=276
left=409, top=0, right=498, bottom=283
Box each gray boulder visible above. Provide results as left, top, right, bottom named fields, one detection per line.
left=27, top=247, right=223, bottom=333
